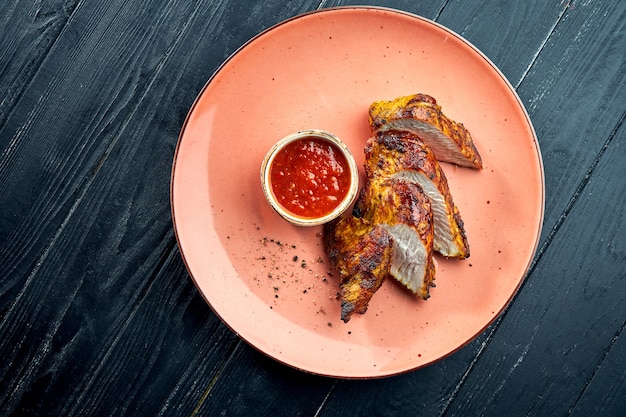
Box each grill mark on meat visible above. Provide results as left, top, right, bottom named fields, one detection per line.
left=356, top=178, right=436, bottom=299
left=324, top=94, right=480, bottom=321
left=365, top=131, right=470, bottom=258
left=324, top=217, right=394, bottom=322
left=369, top=93, right=483, bottom=169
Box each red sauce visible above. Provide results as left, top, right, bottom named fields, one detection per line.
left=270, top=137, right=351, bottom=218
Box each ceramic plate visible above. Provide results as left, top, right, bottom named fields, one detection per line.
left=171, top=7, right=544, bottom=378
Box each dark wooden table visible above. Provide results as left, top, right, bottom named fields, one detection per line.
left=1, top=0, right=624, bottom=415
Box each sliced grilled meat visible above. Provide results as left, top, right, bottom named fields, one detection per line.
left=364, top=130, right=470, bottom=259
left=369, top=93, right=483, bottom=169
left=354, top=178, right=436, bottom=299
left=324, top=217, right=394, bottom=322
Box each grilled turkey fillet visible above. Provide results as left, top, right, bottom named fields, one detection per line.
left=325, top=178, right=436, bottom=320
left=324, top=93, right=481, bottom=322
left=364, top=130, right=470, bottom=259
left=354, top=178, right=436, bottom=299
left=324, top=218, right=393, bottom=322
left=369, top=93, right=483, bottom=169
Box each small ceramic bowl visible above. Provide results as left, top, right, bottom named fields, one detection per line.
left=260, top=129, right=359, bottom=226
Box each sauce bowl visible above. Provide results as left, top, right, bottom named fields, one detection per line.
left=260, top=129, right=359, bottom=226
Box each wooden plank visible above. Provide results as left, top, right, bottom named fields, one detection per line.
left=194, top=345, right=336, bottom=416
left=0, top=0, right=247, bottom=414
left=570, top=320, right=626, bottom=416
left=441, top=115, right=625, bottom=416
left=516, top=0, right=626, bottom=241
left=0, top=0, right=80, bottom=130
left=0, top=11, right=238, bottom=413
left=438, top=0, right=571, bottom=87
left=0, top=0, right=202, bottom=279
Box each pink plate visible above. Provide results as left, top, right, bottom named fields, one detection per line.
left=171, top=7, right=544, bottom=378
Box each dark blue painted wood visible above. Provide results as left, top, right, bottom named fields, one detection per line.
left=0, top=0, right=624, bottom=415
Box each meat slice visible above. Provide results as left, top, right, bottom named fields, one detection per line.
left=369, top=93, right=483, bottom=169
left=324, top=217, right=394, bottom=322
left=354, top=178, right=436, bottom=299
left=364, top=130, right=470, bottom=259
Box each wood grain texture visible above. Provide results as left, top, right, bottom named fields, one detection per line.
left=0, top=0, right=201, bottom=278
left=0, top=0, right=236, bottom=415
left=571, top=313, right=626, bottom=416
left=517, top=0, right=626, bottom=243
left=195, top=346, right=336, bottom=416
left=0, top=0, right=624, bottom=415
left=0, top=0, right=80, bottom=130
left=437, top=0, right=571, bottom=88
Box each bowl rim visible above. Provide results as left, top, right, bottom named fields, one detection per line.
left=260, top=129, right=359, bottom=226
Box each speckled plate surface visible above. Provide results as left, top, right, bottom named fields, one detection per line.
left=171, top=7, right=544, bottom=378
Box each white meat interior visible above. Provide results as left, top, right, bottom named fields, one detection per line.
left=379, top=119, right=469, bottom=167
left=392, top=171, right=457, bottom=256
left=382, top=223, right=427, bottom=294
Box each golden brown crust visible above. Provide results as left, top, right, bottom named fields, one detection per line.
left=324, top=94, right=480, bottom=322
left=324, top=217, right=394, bottom=322
left=354, top=178, right=436, bottom=299
left=369, top=93, right=483, bottom=169
left=325, top=177, right=437, bottom=320
left=364, top=131, right=470, bottom=258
